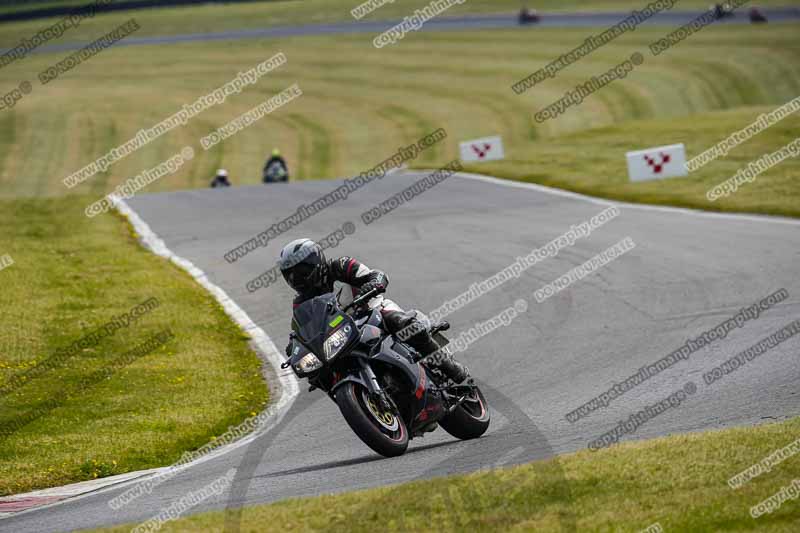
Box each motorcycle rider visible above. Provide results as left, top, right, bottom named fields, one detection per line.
left=210, top=168, right=231, bottom=188
left=278, top=238, right=469, bottom=383
left=712, top=3, right=732, bottom=19
left=263, top=148, right=289, bottom=183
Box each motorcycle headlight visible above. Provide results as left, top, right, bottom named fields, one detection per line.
left=295, top=353, right=322, bottom=373
left=323, top=326, right=351, bottom=360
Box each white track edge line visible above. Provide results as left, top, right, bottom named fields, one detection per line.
left=114, top=196, right=300, bottom=464
left=448, top=170, right=800, bottom=226
left=5, top=167, right=795, bottom=518
left=0, top=197, right=299, bottom=520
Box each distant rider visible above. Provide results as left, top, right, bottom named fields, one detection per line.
left=278, top=239, right=469, bottom=383
left=263, top=148, right=289, bottom=183
left=211, top=169, right=231, bottom=188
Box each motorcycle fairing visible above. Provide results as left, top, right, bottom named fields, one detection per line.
left=371, top=336, right=446, bottom=432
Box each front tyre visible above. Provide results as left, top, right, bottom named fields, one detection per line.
left=335, top=382, right=408, bottom=457
left=439, top=386, right=491, bottom=440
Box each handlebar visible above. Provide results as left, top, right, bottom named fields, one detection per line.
left=343, top=287, right=381, bottom=313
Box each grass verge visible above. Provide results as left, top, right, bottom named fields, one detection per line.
left=0, top=24, right=798, bottom=216
left=96, top=417, right=800, bottom=532
left=464, top=105, right=800, bottom=218
left=0, top=196, right=269, bottom=496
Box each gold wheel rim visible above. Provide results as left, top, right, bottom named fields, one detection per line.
left=363, top=391, right=400, bottom=431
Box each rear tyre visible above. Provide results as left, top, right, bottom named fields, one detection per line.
left=335, top=382, right=408, bottom=457
left=439, top=386, right=491, bottom=440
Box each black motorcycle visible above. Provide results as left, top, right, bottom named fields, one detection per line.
left=518, top=8, right=540, bottom=25
left=282, top=288, right=490, bottom=457
left=711, top=3, right=735, bottom=20
left=263, top=160, right=289, bottom=183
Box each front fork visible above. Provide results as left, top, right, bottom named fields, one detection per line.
left=360, top=360, right=398, bottom=414
left=329, top=358, right=396, bottom=415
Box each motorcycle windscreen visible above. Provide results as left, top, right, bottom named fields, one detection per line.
left=293, top=294, right=337, bottom=345
left=292, top=293, right=356, bottom=357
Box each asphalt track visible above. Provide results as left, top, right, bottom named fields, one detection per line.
left=21, top=7, right=800, bottom=56
left=3, top=170, right=799, bottom=532
left=3, top=6, right=800, bottom=531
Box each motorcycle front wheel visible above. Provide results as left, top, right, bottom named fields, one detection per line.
left=335, top=382, right=409, bottom=457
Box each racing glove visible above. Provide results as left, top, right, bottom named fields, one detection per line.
left=357, top=281, right=386, bottom=299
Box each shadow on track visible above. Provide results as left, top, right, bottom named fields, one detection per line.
left=256, top=440, right=461, bottom=480
left=222, top=381, right=576, bottom=532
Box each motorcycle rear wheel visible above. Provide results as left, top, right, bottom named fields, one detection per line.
left=439, top=385, right=491, bottom=440
left=336, top=382, right=409, bottom=457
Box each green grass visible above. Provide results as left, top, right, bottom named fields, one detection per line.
left=2, top=0, right=798, bottom=42
left=1, top=23, right=798, bottom=216
left=95, top=417, right=800, bottom=532
left=1, top=0, right=799, bottom=502
left=472, top=105, right=800, bottom=217
left=0, top=196, right=269, bottom=496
